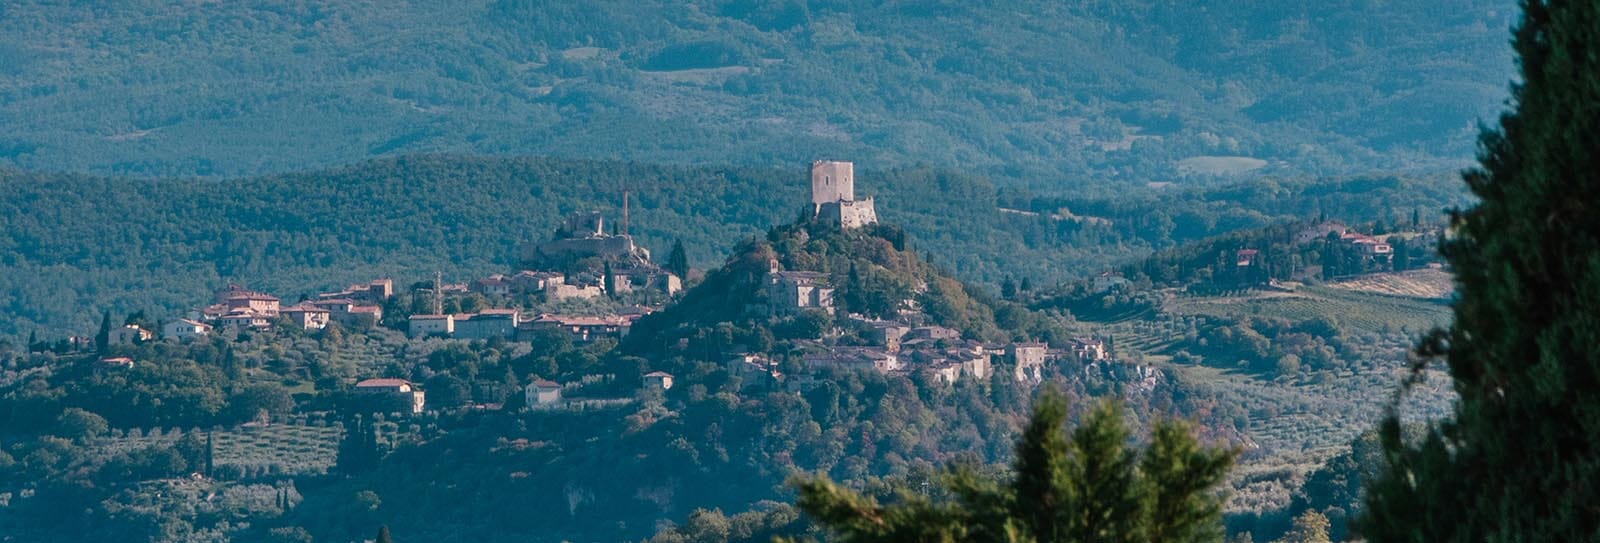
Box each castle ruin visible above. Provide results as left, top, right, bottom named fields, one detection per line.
left=809, top=160, right=877, bottom=229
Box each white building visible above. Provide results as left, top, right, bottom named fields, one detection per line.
left=524, top=380, right=562, bottom=409
left=408, top=314, right=455, bottom=338
left=162, top=319, right=212, bottom=341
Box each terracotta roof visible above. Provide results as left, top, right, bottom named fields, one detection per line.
left=409, top=314, right=451, bottom=320
left=644, top=371, right=673, bottom=378
left=356, top=378, right=412, bottom=388
left=530, top=380, right=560, bottom=389
left=227, top=293, right=280, bottom=301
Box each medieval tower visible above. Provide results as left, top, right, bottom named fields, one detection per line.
left=809, top=160, right=877, bottom=229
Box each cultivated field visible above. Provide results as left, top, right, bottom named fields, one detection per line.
left=1327, top=268, right=1454, bottom=300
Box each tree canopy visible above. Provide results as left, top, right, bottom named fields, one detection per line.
left=1363, top=1, right=1600, bottom=540
left=790, top=391, right=1235, bottom=543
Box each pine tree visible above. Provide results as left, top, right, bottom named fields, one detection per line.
left=375, top=525, right=393, bottom=543
left=788, top=391, right=1234, bottom=542
left=668, top=239, right=689, bottom=279
left=1363, top=2, right=1600, bottom=541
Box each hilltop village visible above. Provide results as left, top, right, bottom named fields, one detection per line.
left=73, top=161, right=1119, bottom=413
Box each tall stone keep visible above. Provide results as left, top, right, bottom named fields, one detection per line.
left=808, top=160, right=877, bottom=229
left=811, top=160, right=855, bottom=205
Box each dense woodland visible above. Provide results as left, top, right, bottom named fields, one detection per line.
left=0, top=156, right=1468, bottom=342
left=7, top=0, right=1581, bottom=541
left=0, top=1, right=1510, bottom=181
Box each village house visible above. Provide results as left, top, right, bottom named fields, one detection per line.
left=224, top=292, right=280, bottom=317
left=859, top=319, right=911, bottom=352
left=108, top=324, right=153, bottom=345
left=803, top=347, right=902, bottom=374
left=453, top=309, right=519, bottom=340
left=355, top=378, right=426, bottom=414
left=1008, top=342, right=1049, bottom=383
left=219, top=309, right=271, bottom=329
left=727, top=354, right=783, bottom=390
left=281, top=304, right=331, bottom=330
left=524, top=380, right=562, bottom=409
left=309, top=299, right=382, bottom=327
left=927, top=361, right=963, bottom=385
left=162, top=319, right=212, bottom=341
left=765, top=259, right=834, bottom=316
left=1092, top=271, right=1131, bottom=293
left=544, top=277, right=605, bottom=301
left=519, top=314, right=634, bottom=343
left=509, top=270, right=565, bottom=293
left=1235, top=249, right=1260, bottom=268
left=644, top=371, right=675, bottom=391
left=1069, top=337, right=1108, bottom=362
left=408, top=314, right=455, bottom=338
left=470, top=275, right=513, bottom=297
left=1342, top=232, right=1394, bottom=256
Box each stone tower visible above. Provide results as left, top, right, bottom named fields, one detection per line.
left=811, top=160, right=854, bottom=205
left=807, top=160, right=876, bottom=229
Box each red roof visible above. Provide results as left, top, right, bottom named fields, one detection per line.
left=356, top=378, right=412, bottom=388
left=530, top=380, right=560, bottom=389
left=227, top=293, right=280, bottom=301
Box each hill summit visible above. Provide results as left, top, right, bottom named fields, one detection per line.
left=624, top=160, right=1057, bottom=380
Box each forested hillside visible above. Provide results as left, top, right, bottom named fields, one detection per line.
left=0, top=1, right=1511, bottom=182
left=0, top=156, right=1467, bottom=340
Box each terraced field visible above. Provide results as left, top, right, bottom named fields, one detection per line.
left=1328, top=268, right=1455, bottom=300
left=1165, top=286, right=1450, bottom=333
left=95, top=422, right=343, bottom=477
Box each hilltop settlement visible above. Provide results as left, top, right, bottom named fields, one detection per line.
left=68, top=161, right=1122, bottom=416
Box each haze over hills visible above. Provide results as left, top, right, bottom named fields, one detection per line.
left=0, top=156, right=1466, bottom=339
left=0, top=1, right=1512, bottom=183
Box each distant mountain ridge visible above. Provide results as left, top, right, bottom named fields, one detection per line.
left=0, top=1, right=1513, bottom=182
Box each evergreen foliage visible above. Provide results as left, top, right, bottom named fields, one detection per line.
left=1362, top=1, right=1600, bottom=540
left=789, top=391, right=1234, bottom=542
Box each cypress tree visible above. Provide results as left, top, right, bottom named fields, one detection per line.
left=95, top=311, right=111, bottom=354
left=668, top=239, right=689, bottom=279
left=603, top=261, right=616, bottom=299
left=376, top=525, right=393, bottom=543
left=1363, top=2, right=1600, bottom=541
